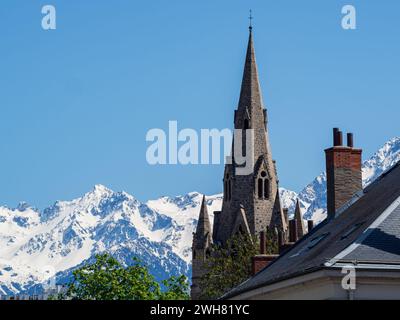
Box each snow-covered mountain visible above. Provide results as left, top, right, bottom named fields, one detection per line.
left=279, top=137, right=400, bottom=224
left=1, top=137, right=399, bottom=295
left=0, top=186, right=222, bottom=295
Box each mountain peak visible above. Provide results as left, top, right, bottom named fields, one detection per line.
left=93, top=184, right=112, bottom=193
left=85, top=184, right=114, bottom=199
left=363, top=137, right=400, bottom=186
left=16, top=201, right=32, bottom=212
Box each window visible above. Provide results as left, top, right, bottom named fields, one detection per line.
left=257, top=178, right=263, bottom=198
left=264, top=179, right=270, bottom=199
left=257, top=171, right=270, bottom=199
left=261, top=171, right=267, bottom=178
left=244, top=119, right=249, bottom=130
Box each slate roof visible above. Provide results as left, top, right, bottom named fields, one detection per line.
left=224, top=161, right=400, bottom=298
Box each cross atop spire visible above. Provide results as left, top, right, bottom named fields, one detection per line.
left=249, top=9, right=253, bottom=31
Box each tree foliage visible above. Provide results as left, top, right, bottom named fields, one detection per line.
left=58, top=254, right=189, bottom=300
left=199, top=228, right=279, bottom=299
left=199, top=232, right=258, bottom=299
left=264, top=227, right=279, bottom=255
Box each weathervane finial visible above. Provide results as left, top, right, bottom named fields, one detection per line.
left=249, top=9, right=253, bottom=31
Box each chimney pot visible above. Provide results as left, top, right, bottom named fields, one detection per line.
left=333, top=128, right=339, bottom=146
left=347, top=133, right=354, bottom=148
left=337, top=131, right=343, bottom=146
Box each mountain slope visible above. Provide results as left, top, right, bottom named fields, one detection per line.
left=0, top=137, right=399, bottom=295
left=0, top=186, right=222, bottom=295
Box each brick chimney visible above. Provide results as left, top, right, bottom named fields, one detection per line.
left=251, top=232, right=278, bottom=275
left=325, top=128, right=362, bottom=218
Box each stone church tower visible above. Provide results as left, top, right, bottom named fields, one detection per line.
left=191, top=26, right=287, bottom=299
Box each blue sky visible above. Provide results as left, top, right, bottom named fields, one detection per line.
left=0, top=0, right=399, bottom=208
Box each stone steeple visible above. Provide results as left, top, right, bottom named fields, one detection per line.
left=194, top=195, right=212, bottom=249
left=191, top=25, right=281, bottom=300
left=212, top=26, right=279, bottom=244
left=191, top=195, right=212, bottom=300
left=237, top=28, right=264, bottom=116
left=294, top=199, right=306, bottom=238
left=270, top=189, right=288, bottom=233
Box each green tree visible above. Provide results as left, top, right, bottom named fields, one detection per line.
left=265, top=226, right=279, bottom=255
left=159, top=275, right=190, bottom=300
left=199, top=228, right=279, bottom=299
left=59, top=254, right=189, bottom=300
left=199, top=232, right=258, bottom=299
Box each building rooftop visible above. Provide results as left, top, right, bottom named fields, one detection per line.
left=224, top=161, right=400, bottom=298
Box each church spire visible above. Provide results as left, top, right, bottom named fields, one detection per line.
left=212, top=23, right=278, bottom=244
left=194, top=195, right=212, bottom=249
left=191, top=195, right=212, bottom=300
left=237, top=20, right=264, bottom=115
left=270, top=189, right=288, bottom=233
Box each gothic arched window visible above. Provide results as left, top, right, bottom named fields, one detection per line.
left=257, top=178, right=263, bottom=198
left=257, top=170, right=270, bottom=200
left=264, top=179, right=270, bottom=199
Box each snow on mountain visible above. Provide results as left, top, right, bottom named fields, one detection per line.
left=1, top=137, right=399, bottom=295
left=146, top=192, right=222, bottom=263
left=362, top=137, right=400, bottom=186
left=0, top=186, right=221, bottom=295
left=279, top=188, right=298, bottom=212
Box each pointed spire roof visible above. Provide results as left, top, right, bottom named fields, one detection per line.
left=232, top=206, right=251, bottom=236
left=194, top=195, right=212, bottom=249
left=294, top=199, right=306, bottom=238
left=238, top=28, right=264, bottom=113
left=270, top=189, right=288, bottom=232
